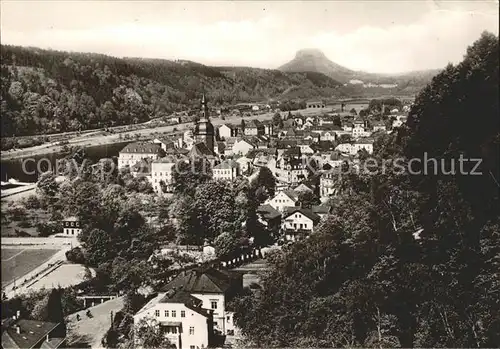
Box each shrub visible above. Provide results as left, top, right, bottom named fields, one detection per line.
left=65, top=247, right=86, bottom=264
left=7, top=206, right=27, bottom=221
left=36, top=221, right=60, bottom=237
left=23, top=195, right=41, bottom=210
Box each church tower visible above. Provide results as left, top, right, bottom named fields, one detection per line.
left=193, top=93, right=215, bottom=154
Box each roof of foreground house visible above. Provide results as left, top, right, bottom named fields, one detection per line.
left=2, top=320, right=64, bottom=349
left=257, top=205, right=282, bottom=220
left=160, top=267, right=242, bottom=294
left=283, top=207, right=321, bottom=223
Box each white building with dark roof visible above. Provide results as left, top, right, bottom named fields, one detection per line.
left=213, top=160, right=240, bottom=181
left=62, top=216, right=81, bottom=237
left=281, top=207, right=321, bottom=241
left=133, top=288, right=217, bottom=349
left=158, top=267, right=243, bottom=336
left=118, top=142, right=161, bottom=169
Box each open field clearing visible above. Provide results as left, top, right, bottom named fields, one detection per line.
left=27, top=264, right=94, bottom=291
left=1, top=248, right=59, bottom=287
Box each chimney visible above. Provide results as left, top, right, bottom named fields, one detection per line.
left=16, top=326, right=21, bottom=334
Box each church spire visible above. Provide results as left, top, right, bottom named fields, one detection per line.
left=200, top=93, right=209, bottom=120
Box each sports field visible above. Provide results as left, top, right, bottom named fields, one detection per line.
left=1, top=248, right=59, bottom=287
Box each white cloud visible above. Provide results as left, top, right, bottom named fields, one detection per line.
left=0, top=4, right=498, bottom=73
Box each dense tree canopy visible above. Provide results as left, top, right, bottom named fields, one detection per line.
left=0, top=45, right=344, bottom=137
left=231, top=32, right=500, bottom=348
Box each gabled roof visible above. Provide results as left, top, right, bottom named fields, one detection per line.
left=235, top=138, right=256, bottom=148
left=257, top=205, right=281, bottom=220
left=189, top=142, right=214, bottom=157
left=282, top=147, right=301, bottom=157
left=132, top=158, right=153, bottom=172
left=160, top=267, right=242, bottom=294
left=214, top=160, right=239, bottom=170
left=119, top=142, right=161, bottom=154
left=312, top=204, right=332, bottom=215
left=247, top=120, right=263, bottom=128
left=311, top=141, right=336, bottom=152
left=280, top=189, right=299, bottom=202
left=283, top=207, right=321, bottom=223
left=293, top=183, right=313, bottom=193
left=2, top=320, right=62, bottom=349
left=155, top=137, right=176, bottom=147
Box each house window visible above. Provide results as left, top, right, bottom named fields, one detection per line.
left=189, top=327, right=194, bottom=335
left=171, top=310, right=176, bottom=317
left=165, top=310, right=169, bottom=317
left=190, top=346, right=195, bottom=349
left=211, top=300, right=218, bottom=309
left=181, top=310, right=185, bottom=317
left=155, top=310, right=160, bottom=317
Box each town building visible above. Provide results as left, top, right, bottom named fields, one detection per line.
left=151, top=157, right=177, bottom=194
left=352, top=124, right=370, bottom=138
left=181, top=130, right=195, bottom=149
left=244, top=120, right=265, bottom=136
left=281, top=207, right=321, bottom=241
left=118, top=142, right=161, bottom=169
left=133, top=288, right=216, bottom=349
left=218, top=124, right=239, bottom=139
left=306, top=100, right=326, bottom=109
left=231, top=139, right=256, bottom=156
left=275, top=148, right=308, bottom=186
left=320, top=169, right=342, bottom=198
left=213, top=160, right=240, bottom=181
left=352, top=139, right=374, bottom=155
left=235, top=157, right=253, bottom=174
left=62, top=216, right=82, bottom=237
left=256, top=205, right=282, bottom=236
left=265, top=189, right=299, bottom=213
left=153, top=137, right=177, bottom=152
left=159, top=267, right=243, bottom=336
left=371, top=120, right=387, bottom=132
left=293, top=183, right=313, bottom=194
left=2, top=314, right=66, bottom=349
left=312, top=204, right=332, bottom=220
left=335, top=143, right=353, bottom=154
left=261, top=121, right=274, bottom=135
left=193, top=94, right=215, bottom=154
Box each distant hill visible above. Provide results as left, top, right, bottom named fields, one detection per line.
left=278, top=48, right=441, bottom=94
left=1, top=45, right=344, bottom=137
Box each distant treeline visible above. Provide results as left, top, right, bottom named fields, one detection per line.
left=0, top=45, right=345, bottom=137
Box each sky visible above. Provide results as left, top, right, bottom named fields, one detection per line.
left=1, top=1, right=498, bottom=74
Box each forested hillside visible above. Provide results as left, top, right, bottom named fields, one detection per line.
left=231, top=32, right=500, bottom=348
left=0, top=45, right=342, bottom=137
